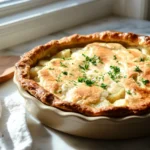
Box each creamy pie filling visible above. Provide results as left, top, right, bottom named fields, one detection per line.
left=30, top=43, right=150, bottom=108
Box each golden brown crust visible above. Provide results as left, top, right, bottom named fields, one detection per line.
left=15, top=31, right=150, bottom=117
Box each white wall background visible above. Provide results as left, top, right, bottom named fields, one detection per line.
left=113, top=0, right=148, bottom=20
left=0, top=0, right=149, bottom=50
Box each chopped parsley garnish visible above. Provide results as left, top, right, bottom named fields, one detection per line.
left=60, top=62, right=67, bottom=68
left=82, top=54, right=103, bottom=65
left=90, top=55, right=103, bottom=65
left=113, top=55, right=117, bottom=60
left=127, top=90, right=132, bottom=95
left=57, top=90, right=62, bottom=94
left=79, top=54, right=103, bottom=71
left=110, top=66, right=120, bottom=74
left=85, top=79, right=95, bottom=86
left=56, top=74, right=62, bottom=82
left=141, top=78, right=149, bottom=85
left=134, top=66, right=142, bottom=72
left=100, top=83, right=107, bottom=89
left=98, top=58, right=103, bottom=64
left=113, top=55, right=121, bottom=64
left=78, top=77, right=95, bottom=86
left=108, top=66, right=121, bottom=82
left=116, top=60, right=121, bottom=65
left=49, top=68, right=54, bottom=70
left=78, top=77, right=85, bottom=82
left=79, top=62, right=89, bottom=70
left=82, top=54, right=90, bottom=61
left=62, top=57, right=72, bottom=60
left=62, top=71, right=68, bottom=75
left=108, top=72, right=116, bottom=81
left=140, top=58, right=145, bottom=62
left=99, top=74, right=105, bottom=81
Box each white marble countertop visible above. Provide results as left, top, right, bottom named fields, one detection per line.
left=1, top=16, right=150, bottom=150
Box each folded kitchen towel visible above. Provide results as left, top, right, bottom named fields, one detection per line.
left=0, top=91, right=32, bottom=150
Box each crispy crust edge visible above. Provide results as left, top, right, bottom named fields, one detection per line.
left=15, top=31, right=150, bottom=117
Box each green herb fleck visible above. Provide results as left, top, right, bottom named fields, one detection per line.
left=79, top=54, right=103, bottom=71
left=98, top=58, right=103, bottom=64
left=91, top=55, right=103, bottom=65
left=141, top=78, right=149, bottom=85
left=110, top=66, right=120, bottom=74
left=62, top=57, right=72, bottom=60
left=82, top=54, right=103, bottom=66
left=108, top=66, right=121, bottom=82
left=57, top=90, right=62, bottom=94
left=49, top=68, right=54, bottom=70
left=62, top=71, right=68, bottom=75
left=82, top=54, right=90, bottom=61
left=99, top=74, right=105, bottom=81
left=56, top=74, right=62, bottom=82
left=78, top=76, right=95, bottom=86
left=100, top=83, right=107, bottom=89
left=78, top=77, right=85, bottom=82
left=134, top=66, right=142, bottom=72
left=79, top=62, right=89, bottom=70
left=113, top=55, right=117, bottom=60
left=140, top=58, right=145, bottom=62
left=116, top=60, right=121, bottom=65
left=60, top=62, right=67, bottom=68
left=108, top=72, right=116, bottom=81
left=127, top=90, right=132, bottom=95
left=85, top=79, right=95, bottom=86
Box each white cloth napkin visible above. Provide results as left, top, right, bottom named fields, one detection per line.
left=0, top=91, right=32, bottom=150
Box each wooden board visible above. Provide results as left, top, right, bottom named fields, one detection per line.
left=0, top=56, right=20, bottom=83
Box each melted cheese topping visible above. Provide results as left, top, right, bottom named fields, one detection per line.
left=30, top=43, right=150, bottom=108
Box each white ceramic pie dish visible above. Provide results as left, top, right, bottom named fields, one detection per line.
left=14, top=73, right=150, bottom=139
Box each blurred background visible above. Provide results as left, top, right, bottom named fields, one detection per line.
left=0, top=0, right=150, bottom=51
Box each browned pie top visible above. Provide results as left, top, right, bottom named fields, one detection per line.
left=15, top=31, right=150, bottom=117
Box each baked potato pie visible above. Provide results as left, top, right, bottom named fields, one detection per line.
left=15, top=31, right=150, bottom=117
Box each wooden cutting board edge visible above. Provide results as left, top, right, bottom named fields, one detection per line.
left=0, top=66, right=15, bottom=83
left=0, top=56, right=20, bottom=83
